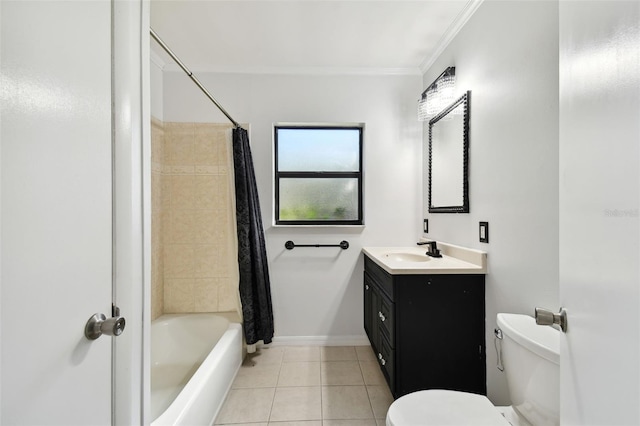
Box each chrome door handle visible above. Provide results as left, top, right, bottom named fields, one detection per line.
left=85, top=313, right=126, bottom=340
left=535, top=307, right=567, bottom=332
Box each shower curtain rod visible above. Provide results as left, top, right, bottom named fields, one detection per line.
left=150, top=27, right=241, bottom=129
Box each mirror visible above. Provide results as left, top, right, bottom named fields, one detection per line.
left=427, top=91, right=470, bottom=213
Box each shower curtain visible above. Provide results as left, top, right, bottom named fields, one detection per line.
left=232, top=127, right=274, bottom=345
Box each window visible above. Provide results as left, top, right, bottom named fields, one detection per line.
left=274, top=125, right=363, bottom=225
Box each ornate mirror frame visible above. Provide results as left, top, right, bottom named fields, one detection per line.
left=428, top=91, right=470, bottom=213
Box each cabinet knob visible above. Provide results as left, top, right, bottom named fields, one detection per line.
left=380, top=357, right=386, bottom=366
left=378, top=311, right=386, bottom=322
left=378, top=352, right=383, bottom=360
left=365, top=284, right=369, bottom=290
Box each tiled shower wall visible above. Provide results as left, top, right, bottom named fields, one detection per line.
left=151, top=119, right=238, bottom=320
left=151, top=118, right=165, bottom=320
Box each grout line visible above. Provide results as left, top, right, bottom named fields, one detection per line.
left=266, top=356, right=283, bottom=423
left=360, top=362, right=378, bottom=421
left=319, top=374, right=324, bottom=423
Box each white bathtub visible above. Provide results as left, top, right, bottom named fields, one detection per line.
left=151, top=313, right=242, bottom=426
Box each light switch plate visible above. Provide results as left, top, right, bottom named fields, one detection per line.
left=423, top=219, right=429, bottom=233
left=479, top=221, right=489, bottom=243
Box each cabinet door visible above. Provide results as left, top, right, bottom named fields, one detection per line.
left=395, top=274, right=486, bottom=396
left=364, top=273, right=380, bottom=352
left=364, top=274, right=373, bottom=344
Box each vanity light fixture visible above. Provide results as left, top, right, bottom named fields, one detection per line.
left=418, top=66, right=456, bottom=121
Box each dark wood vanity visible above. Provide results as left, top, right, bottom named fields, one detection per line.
left=364, top=254, right=486, bottom=398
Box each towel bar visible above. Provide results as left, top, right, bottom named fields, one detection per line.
left=284, top=240, right=349, bottom=250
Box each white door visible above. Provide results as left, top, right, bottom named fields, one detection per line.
left=0, top=1, right=146, bottom=424
left=559, top=2, right=639, bottom=425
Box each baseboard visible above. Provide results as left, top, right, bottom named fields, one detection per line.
left=270, top=335, right=370, bottom=347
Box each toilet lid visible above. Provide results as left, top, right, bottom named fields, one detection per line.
left=386, top=390, right=511, bottom=426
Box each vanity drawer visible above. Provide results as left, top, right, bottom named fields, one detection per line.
left=364, top=256, right=394, bottom=300
left=378, top=335, right=395, bottom=388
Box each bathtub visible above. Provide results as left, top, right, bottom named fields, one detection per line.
left=151, top=313, right=243, bottom=426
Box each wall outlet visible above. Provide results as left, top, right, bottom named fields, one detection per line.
left=479, top=221, right=489, bottom=243
left=423, top=219, right=429, bottom=233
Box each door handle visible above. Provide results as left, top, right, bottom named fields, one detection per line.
left=535, top=307, right=567, bottom=332
left=84, top=312, right=126, bottom=340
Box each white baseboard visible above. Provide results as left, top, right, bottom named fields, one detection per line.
left=270, top=335, right=370, bottom=347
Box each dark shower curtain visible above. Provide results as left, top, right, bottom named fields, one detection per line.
left=232, top=127, right=274, bottom=345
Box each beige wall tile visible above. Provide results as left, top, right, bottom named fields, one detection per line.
left=164, top=278, right=195, bottom=312
left=218, top=279, right=239, bottom=312
left=166, top=136, right=195, bottom=166
left=151, top=171, right=162, bottom=213
left=194, top=244, right=218, bottom=278
left=164, top=244, right=195, bottom=278
left=170, top=165, right=195, bottom=174
left=194, top=210, right=216, bottom=244
left=168, top=210, right=197, bottom=244
left=170, top=175, right=196, bottom=209
left=194, top=134, right=217, bottom=166
left=154, top=119, right=237, bottom=316
left=217, top=134, right=230, bottom=167
left=194, top=175, right=217, bottom=210
left=161, top=174, right=171, bottom=211
left=194, top=278, right=219, bottom=312
left=195, top=165, right=219, bottom=175
left=214, top=175, right=229, bottom=206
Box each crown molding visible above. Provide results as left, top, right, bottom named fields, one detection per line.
left=419, top=0, right=484, bottom=74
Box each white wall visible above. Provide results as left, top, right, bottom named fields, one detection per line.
left=162, top=71, right=423, bottom=342
left=150, top=52, right=164, bottom=121
left=422, top=1, right=559, bottom=404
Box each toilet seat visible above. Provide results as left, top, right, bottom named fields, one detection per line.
left=386, top=389, right=511, bottom=426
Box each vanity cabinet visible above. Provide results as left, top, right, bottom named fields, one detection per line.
left=364, top=255, right=486, bottom=398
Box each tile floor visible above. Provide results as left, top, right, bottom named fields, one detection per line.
left=215, top=345, right=394, bottom=426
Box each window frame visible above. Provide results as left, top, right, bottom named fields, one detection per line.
left=274, top=124, right=364, bottom=226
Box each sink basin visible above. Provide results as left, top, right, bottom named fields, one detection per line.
left=363, top=245, right=487, bottom=274
left=383, top=252, right=430, bottom=262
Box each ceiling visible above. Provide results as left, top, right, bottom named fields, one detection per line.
left=150, top=0, right=480, bottom=74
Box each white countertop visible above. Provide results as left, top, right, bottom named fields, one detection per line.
left=362, top=243, right=486, bottom=275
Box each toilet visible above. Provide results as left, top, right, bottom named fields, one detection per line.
left=386, top=313, right=560, bottom=425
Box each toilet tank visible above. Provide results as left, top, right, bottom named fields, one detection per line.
left=497, top=313, right=560, bottom=426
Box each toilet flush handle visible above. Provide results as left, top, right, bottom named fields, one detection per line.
left=535, top=307, right=567, bottom=332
